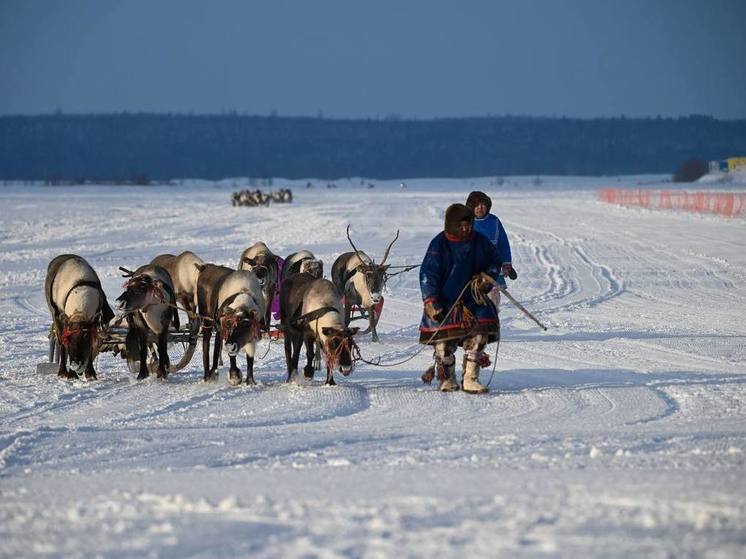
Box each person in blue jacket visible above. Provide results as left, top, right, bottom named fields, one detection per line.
left=466, top=190, right=515, bottom=312
left=419, top=203, right=502, bottom=393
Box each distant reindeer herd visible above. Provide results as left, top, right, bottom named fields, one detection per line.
left=42, top=228, right=399, bottom=386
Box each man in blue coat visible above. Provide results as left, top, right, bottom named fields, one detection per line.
left=419, top=204, right=502, bottom=393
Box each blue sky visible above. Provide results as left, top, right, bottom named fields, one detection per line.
left=1, top=0, right=744, bottom=119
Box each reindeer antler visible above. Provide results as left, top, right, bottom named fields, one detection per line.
left=346, top=224, right=365, bottom=262
left=379, top=229, right=400, bottom=266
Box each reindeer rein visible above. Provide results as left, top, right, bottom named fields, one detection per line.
left=354, top=277, right=484, bottom=368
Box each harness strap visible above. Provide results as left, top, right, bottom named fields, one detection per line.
left=161, top=281, right=176, bottom=302
left=61, top=280, right=104, bottom=318
left=219, top=289, right=260, bottom=313
left=341, top=266, right=361, bottom=288
left=291, top=306, right=339, bottom=329
left=124, top=274, right=176, bottom=303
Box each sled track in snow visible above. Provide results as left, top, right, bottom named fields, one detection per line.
left=506, top=222, right=625, bottom=318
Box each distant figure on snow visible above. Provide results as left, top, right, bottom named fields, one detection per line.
left=418, top=204, right=502, bottom=393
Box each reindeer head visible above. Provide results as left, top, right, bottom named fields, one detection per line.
left=116, top=272, right=165, bottom=312
left=60, top=312, right=99, bottom=372
left=346, top=225, right=399, bottom=303
left=320, top=325, right=360, bottom=375
left=219, top=307, right=260, bottom=356
left=241, top=253, right=274, bottom=286
left=299, top=258, right=323, bottom=279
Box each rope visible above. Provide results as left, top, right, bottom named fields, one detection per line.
left=384, top=264, right=420, bottom=279
left=354, top=278, right=478, bottom=368
left=257, top=328, right=273, bottom=360
left=483, top=292, right=501, bottom=388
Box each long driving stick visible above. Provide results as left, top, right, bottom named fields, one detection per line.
left=480, top=272, right=548, bottom=331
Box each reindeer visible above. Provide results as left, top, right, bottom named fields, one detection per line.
left=280, top=273, right=359, bottom=385
left=150, top=251, right=204, bottom=317
left=281, top=250, right=323, bottom=282
left=331, top=226, right=399, bottom=342
left=45, top=254, right=115, bottom=379
left=196, top=264, right=265, bottom=385
left=115, top=265, right=179, bottom=380
left=237, top=242, right=279, bottom=332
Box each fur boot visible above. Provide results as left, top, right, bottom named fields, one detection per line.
left=437, top=354, right=459, bottom=392
left=462, top=351, right=489, bottom=394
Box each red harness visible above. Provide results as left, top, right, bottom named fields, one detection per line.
left=220, top=314, right=260, bottom=342
left=122, top=276, right=165, bottom=304
left=323, top=334, right=354, bottom=375
left=61, top=323, right=98, bottom=348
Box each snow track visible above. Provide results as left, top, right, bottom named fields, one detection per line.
left=1, top=178, right=745, bottom=557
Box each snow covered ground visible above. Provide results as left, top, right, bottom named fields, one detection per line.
left=1, top=176, right=745, bottom=558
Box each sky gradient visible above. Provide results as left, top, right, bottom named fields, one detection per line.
left=1, top=0, right=745, bottom=119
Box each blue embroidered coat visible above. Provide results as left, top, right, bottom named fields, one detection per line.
left=419, top=231, right=502, bottom=345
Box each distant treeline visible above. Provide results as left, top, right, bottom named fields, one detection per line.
left=1, top=113, right=745, bottom=181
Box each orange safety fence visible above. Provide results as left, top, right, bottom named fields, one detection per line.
left=598, top=188, right=746, bottom=218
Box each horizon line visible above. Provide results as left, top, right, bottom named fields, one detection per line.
left=1, top=111, right=743, bottom=123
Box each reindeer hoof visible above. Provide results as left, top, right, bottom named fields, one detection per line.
left=245, top=377, right=256, bottom=386
left=228, top=371, right=242, bottom=386
left=137, top=372, right=149, bottom=381
left=303, top=366, right=315, bottom=379
left=85, top=372, right=97, bottom=381
left=58, top=371, right=79, bottom=380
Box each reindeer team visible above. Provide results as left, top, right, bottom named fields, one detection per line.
left=44, top=229, right=398, bottom=386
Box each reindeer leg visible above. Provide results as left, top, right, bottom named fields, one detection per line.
left=284, top=332, right=294, bottom=382
left=343, top=301, right=352, bottom=327
left=369, top=306, right=380, bottom=343
left=288, top=335, right=302, bottom=383
left=210, top=335, right=222, bottom=380
left=57, top=343, right=78, bottom=379
left=228, top=354, right=242, bottom=386
left=245, top=351, right=255, bottom=386
left=156, top=330, right=169, bottom=379
left=84, top=356, right=97, bottom=381
left=202, top=327, right=213, bottom=381
left=265, top=294, right=273, bottom=334
left=325, top=363, right=336, bottom=386
left=137, top=329, right=149, bottom=380
left=242, top=340, right=256, bottom=385
left=303, top=337, right=315, bottom=379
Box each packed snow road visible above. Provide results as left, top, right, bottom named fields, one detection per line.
left=1, top=177, right=745, bottom=558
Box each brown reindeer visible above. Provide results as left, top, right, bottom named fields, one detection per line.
left=280, top=273, right=359, bottom=385
left=331, top=226, right=398, bottom=342
left=115, top=265, right=178, bottom=380
left=237, top=242, right=279, bottom=332
left=150, top=251, right=204, bottom=317
left=197, top=264, right=266, bottom=385
left=45, top=254, right=115, bottom=379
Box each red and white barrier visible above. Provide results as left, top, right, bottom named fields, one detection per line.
left=599, top=188, right=746, bottom=218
